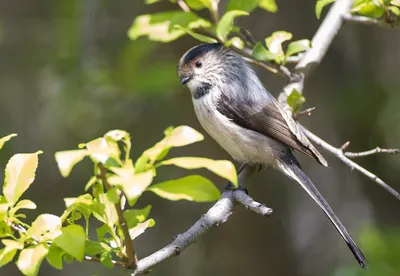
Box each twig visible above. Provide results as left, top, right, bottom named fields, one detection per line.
left=343, top=14, right=400, bottom=29
left=132, top=166, right=271, bottom=275
left=177, top=0, right=190, bottom=13
left=294, top=107, right=316, bottom=120
left=210, top=0, right=220, bottom=24
left=84, top=256, right=126, bottom=267
left=299, top=125, right=400, bottom=201
left=98, top=164, right=137, bottom=269
left=345, top=147, right=400, bottom=158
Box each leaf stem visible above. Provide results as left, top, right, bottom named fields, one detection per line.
left=98, top=164, right=137, bottom=269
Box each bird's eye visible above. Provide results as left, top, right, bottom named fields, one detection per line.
left=195, top=60, right=202, bottom=68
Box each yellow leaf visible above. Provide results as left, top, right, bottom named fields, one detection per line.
left=17, top=244, right=48, bottom=276
left=55, top=150, right=88, bottom=177
left=85, top=138, right=120, bottom=164
left=0, top=134, right=17, bottom=150
left=3, top=151, right=42, bottom=204
left=160, top=157, right=238, bottom=186
left=128, top=219, right=155, bottom=240
left=25, top=214, right=62, bottom=241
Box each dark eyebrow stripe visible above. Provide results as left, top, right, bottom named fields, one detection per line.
left=183, top=43, right=222, bottom=64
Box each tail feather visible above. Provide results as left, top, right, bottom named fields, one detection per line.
left=278, top=156, right=366, bottom=268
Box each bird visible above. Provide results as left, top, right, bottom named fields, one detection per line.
left=176, top=42, right=366, bottom=268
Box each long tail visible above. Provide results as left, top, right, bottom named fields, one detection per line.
left=277, top=155, right=366, bottom=268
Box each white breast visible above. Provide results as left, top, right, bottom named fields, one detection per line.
left=192, top=93, right=282, bottom=166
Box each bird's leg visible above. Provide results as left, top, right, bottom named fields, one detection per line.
left=224, top=163, right=259, bottom=193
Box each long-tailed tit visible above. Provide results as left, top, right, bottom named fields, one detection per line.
left=177, top=43, right=366, bottom=268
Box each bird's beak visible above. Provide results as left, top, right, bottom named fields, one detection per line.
left=180, top=75, right=192, bottom=85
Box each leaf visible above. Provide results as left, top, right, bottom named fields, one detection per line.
left=25, top=214, right=62, bottom=241
left=104, top=129, right=131, bottom=161
left=287, top=89, right=306, bottom=114
left=259, top=0, right=278, bottom=12
left=124, top=205, right=152, bottom=229
left=128, top=11, right=211, bottom=42
left=286, top=39, right=311, bottom=57
left=174, top=25, right=217, bottom=43
left=140, top=125, right=204, bottom=165
left=315, top=0, right=335, bottom=19
left=84, top=240, right=108, bottom=255
left=9, top=199, right=36, bottom=217
left=352, top=2, right=385, bottom=18
left=225, top=36, right=244, bottom=49
left=185, top=0, right=212, bottom=10
left=53, top=225, right=85, bottom=261
left=0, top=222, right=12, bottom=238
left=392, top=0, right=400, bottom=7
left=100, top=250, right=113, bottom=268
left=17, top=244, right=49, bottom=276
left=3, top=151, right=42, bottom=204
left=46, top=244, right=64, bottom=270
left=389, top=5, right=400, bottom=15
left=108, top=170, right=153, bottom=206
left=0, top=240, right=23, bottom=267
left=227, top=0, right=259, bottom=12
left=55, top=150, right=88, bottom=177
left=216, top=10, right=249, bottom=41
left=0, top=203, right=9, bottom=221
left=128, top=219, right=155, bottom=240
left=148, top=175, right=221, bottom=202
left=106, top=188, right=120, bottom=204
left=0, top=134, right=17, bottom=150
left=98, top=194, right=118, bottom=227
left=85, top=138, right=120, bottom=165
left=265, top=31, right=292, bottom=62
left=160, top=157, right=238, bottom=186
left=252, top=42, right=277, bottom=61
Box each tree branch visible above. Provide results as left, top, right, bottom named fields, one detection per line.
left=98, top=164, right=137, bottom=269
left=132, top=166, right=272, bottom=275
left=299, top=125, right=400, bottom=200
left=345, top=147, right=400, bottom=158
left=343, top=14, right=400, bottom=29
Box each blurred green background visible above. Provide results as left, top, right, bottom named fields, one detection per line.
left=0, top=0, right=400, bottom=275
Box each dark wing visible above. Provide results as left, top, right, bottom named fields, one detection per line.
left=216, top=93, right=328, bottom=166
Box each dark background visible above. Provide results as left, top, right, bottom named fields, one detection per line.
left=0, top=0, right=399, bottom=275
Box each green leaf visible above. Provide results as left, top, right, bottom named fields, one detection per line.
left=128, top=219, right=155, bottom=240
left=148, top=175, right=221, bottom=202
left=106, top=188, right=120, bottom=204
left=17, top=244, right=49, bottom=276
left=216, top=10, right=249, bottom=41
left=252, top=42, right=277, bottom=61
left=315, top=0, right=335, bottom=19
left=0, top=222, right=12, bottom=238
left=54, top=225, right=85, bottom=261
left=265, top=31, right=292, bottom=62
left=139, top=125, right=204, bottom=166
left=0, top=134, right=17, bottom=150
left=0, top=240, right=23, bottom=267
left=96, top=224, right=110, bottom=240
left=3, top=151, right=42, bottom=204
left=55, top=150, right=88, bottom=177
left=160, top=157, right=238, bottom=186
left=124, top=205, right=152, bottom=229
left=352, top=2, right=385, bottom=18
left=174, top=25, right=217, bottom=43
left=25, top=214, right=62, bottom=241
left=259, top=0, right=278, bottom=12
left=46, top=244, right=64, bottom=270
left=185, top=0, right=212, bottom=10
left=128, top=11, right=211, bottom=42
left=100, top=250, right=113, bottom=268
left=225, top=36, right=245, bottom=49
left=84, top=240, right=108, bottom=255
left=0, top=203, right=9, bottom=221
left=145, top=0, right=162, bottom=3
left=227, top=0, right=258, bottom=12
left=287, top=89, right=306, bottom=114
left=108, top=170, right=153, bottom=206
left=286, top=39, right=311, bottom=58
left=97, top=194, right=118, bottom=227
left=389, top=5, right=400, bottom=15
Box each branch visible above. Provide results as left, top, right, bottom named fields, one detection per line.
left=343, top=14, right=400, bottom=29
left=132, top=166, right=272, bottom=275
left=278, top=0, right=354, bottom=105
left=345, top=147, right=400, bottom=158
left=98, top=164, right=137, bottom=269
left=299, top=125, right=400, bottom=201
